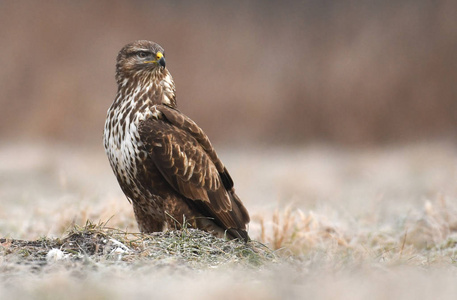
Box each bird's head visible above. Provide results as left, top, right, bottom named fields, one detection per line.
left=115, top=40, right=167, bottom=84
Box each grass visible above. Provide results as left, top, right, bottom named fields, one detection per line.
left=1, top=201, right=456, bottom=300
left=260, top=197, right=457, bottom=259
left=1, top=221, right=275, bottom=274
left=1, top=197, right=456, bottom=279
left=1, top=142, right=457, bottom=299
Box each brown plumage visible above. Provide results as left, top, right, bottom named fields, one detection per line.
left=103, top=40, right=250, bottom=241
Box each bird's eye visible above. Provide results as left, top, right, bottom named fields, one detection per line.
left=137, top=51, right=148, bottom=58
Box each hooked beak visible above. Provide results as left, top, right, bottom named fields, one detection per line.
left=158, top=56, right=166, bottom=68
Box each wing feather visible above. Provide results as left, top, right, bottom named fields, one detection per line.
left=157, top=105, right=225, bottom=172
left=139, top=115, right=230, bottom=211
left=138, top=106, right=249, bottom=238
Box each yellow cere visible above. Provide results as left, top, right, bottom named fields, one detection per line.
left=144, top=52, right=163, bottom=64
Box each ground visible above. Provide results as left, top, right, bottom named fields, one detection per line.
left=1, top=141, right=457, bottom=299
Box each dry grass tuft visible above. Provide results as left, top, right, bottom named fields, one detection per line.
left=405, top=196, right=457, bottom=249
left=257, top=197, right=457, bottom=267
left=259, top=206, right=349, bottom=253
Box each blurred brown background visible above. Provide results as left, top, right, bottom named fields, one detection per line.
left=1, top=0, right=456, bottom=147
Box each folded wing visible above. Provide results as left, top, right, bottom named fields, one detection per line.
left=138, top=105, right=250, bottom=240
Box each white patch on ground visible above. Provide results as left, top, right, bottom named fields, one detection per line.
left=107, top=238, right=132, bottom=260
left=46, top=248, right=67, bottom=262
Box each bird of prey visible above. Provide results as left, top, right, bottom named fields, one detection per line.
left=104, top=40, right=250, bottom=241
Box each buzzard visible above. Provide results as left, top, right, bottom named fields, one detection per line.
left=104, top=40, right=250, bottom=241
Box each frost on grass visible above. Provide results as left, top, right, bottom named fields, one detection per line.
left=0, top=221, right=275, bottom=277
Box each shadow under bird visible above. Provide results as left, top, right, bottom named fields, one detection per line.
left=103, top=40, right=250, bottom=241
